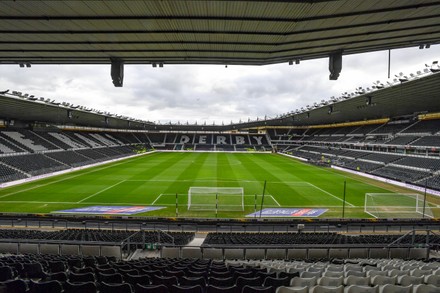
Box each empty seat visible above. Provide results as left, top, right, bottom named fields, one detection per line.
left=275, top=286, right=308, bottom=293
left=371, top=275, right=397, bottom=286
left=344, top=285, right=379, bottom=293
left=170, top=284, right=204, bottom=293
left=377, top=284, right=411, bottom=293
left=100, top=282, right=133, bottom=293
left=397, top=275, right=423, bottom=286
left=317, top=276, right=343, bottom=286
left=290, top=276, right=317, bottom=287
left=412, top=284, right=440, bottom=293
left=425, top=274, right=440, bottom=286
left=344, top=276, right=370, bottom=286
left=310, top=285, right=344, bottom=293
left=241, top=285, right=273, bottom=293
left=135, top=284, right=169, bottom=293
left=64, top=281, right=97, bottom=293
left=30, top=280, right=63, bottom=293
left=206, top=285, right=238, bottom=293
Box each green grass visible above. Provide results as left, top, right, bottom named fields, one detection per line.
left=0, top=152, right=436, bottom=219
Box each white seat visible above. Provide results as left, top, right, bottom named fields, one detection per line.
left=397, top=275, right=423, bottom=286
left=323, top=271, right=344, bottom=278
left=378, top=284, right=412, bottom=293
left=317, top=276, right=343, bottom=286
left=301, top=271, right=322, bottom=278
left=290, top=276, right=317, bottom=287
left=346, top=271, right=367, bottom=277
left=389, top=270, right=409, bottom=277
left=344, top=285, right=379, bottom=293
left=344, top=275, right=370, bottom=286
left=275, top=286, right=308, bottom=293
left=412, top=284, right=440, bottom=293
left=411, top=269, right=432, bottom=277
left=424, top=274, right=440, bottom=287
left=371, top=275, right=397, bottom=286
left=368, top=271, right=389, bottom=277
left=310, top=285, right=344, bottom=293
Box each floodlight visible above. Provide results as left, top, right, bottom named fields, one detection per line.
left=19, top=63, right=24, bottom=68
left=426, top=44, right=431, bottom=49
left=295, top=59, right=300, bottom=64
left=25, top=63, right=31, bottom=68
left=152, top=63, right=157, bottom=68
left=288, top=60, right=293, bottom=65
left=419, top=44, right=425, bottom=49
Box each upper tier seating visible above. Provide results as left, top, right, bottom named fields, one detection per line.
left=402, top=120, right=440, bottom=134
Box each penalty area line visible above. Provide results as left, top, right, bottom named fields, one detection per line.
left=77, top=180, right=126, bottom=203
left=151, top=194, right=163, bottom=205
left=307, top=182, right=355, bottom=207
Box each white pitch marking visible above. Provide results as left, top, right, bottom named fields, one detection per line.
left=307, top=182, right=355, bottom=207
left=0, top=158, right=137, bottom=199
left=77, top=180, right=126, bottom=203
left=151, top=194, right=163, bottom=205
left=268, top=195, right=281, bottom=207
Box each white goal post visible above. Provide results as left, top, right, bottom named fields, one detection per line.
left=364, top=193, right=434, bottom=219
left=188, top=187, right=245, bottom=211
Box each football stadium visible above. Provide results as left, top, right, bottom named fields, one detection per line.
left=0, top=1, right=439, bottom=293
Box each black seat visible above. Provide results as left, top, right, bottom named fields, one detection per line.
left=64, top=281, right=97, bottom=293
left=262, top=276, right=289, bottom=287
left=0, top=266, right=15, bottom=282
left=98, top=272, right=124, bottom=283
left=23, top=262, right=47, bottom=279
left=2, top=279, right=28, bottom=293
left=235, top=276, right=262, bottom=289
left=67, top=259, right=83, bottom=270
left=126, top=273, right=151, bottom=286
left=135, top=283, right=169, bottom=293
left=170, top=284, right=203, bottom=293
left=69, top=272, right=95, bottom=283
left=48, top=261, right=66, bottom=273
left=100, top=282, right=133, bottom=293
left=47, top=272, right=68, bottom=282
left=241, top=286, right=273, bottom=293
left=30, top=279, right=63, bottom=293
left=206, top=285, right=238, bottom=293
left=278, top=271, right=300, bottom=280
left=151, top=274, right=178, bottom=289
left=164, top=270, right=185, bottom=278
left=74, top=267, right=95, bottom=274
left=209, top=276, right=235, bottom=287
left=179, top=276, right=206, bottom=288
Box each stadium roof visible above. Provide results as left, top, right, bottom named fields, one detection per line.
left=1, top=70, right=440, bottom=130
left=1, top=0, right=439, bottom=68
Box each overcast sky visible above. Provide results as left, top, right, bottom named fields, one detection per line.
left=0, top=46, right=438, bottom=125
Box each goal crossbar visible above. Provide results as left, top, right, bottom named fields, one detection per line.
left=188, top=187, right=244, bottom=211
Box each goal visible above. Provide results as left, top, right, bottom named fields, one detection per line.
left=364, top=193, right=434, bottom=219
left=188, top=187, right=244, bottom=211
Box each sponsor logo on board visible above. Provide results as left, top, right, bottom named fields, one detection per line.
left=54, top=206, right=165, bottom=215
left=246, top=208, right=327, bottom=217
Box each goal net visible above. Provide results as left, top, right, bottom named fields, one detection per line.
left=188, top=187, right=244, bottom=211
left=364, top=193, right=434, bottom=219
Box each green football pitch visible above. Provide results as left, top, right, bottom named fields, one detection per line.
left=0, top=152, right=437, bottom=219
